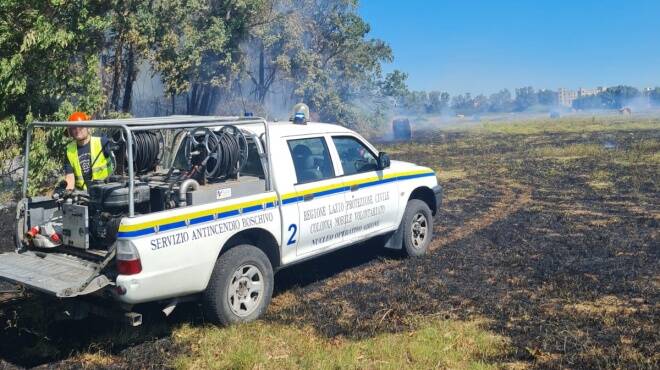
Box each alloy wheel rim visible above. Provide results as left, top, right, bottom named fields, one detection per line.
left=227, top=263, right=264, bottom=317
left=410, top=212, right=428, bottom=249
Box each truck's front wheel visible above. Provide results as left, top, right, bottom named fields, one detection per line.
left=203, top=245, right=273, bottom=326
left=401, top=199, right=433, bottom=257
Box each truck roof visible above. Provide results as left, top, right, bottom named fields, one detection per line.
left=237, top=120, right=354, bottom=137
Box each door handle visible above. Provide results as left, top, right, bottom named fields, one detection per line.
left=350, top=184, right=360, bottom=191
left=303, top=193, right=314, bottom=201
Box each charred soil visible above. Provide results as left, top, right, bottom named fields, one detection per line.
left=0, top=122, right=658, bottom=368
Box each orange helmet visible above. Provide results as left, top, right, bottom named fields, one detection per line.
left=68, top=111, right=90, bottom=121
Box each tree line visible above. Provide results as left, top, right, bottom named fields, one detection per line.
left=1, top=0, right=396, bottom=120
left=572, top=86, right=660, bottom=110
left=0, top=0, right=392, bottom=192
left=381, top=70, right=660, bottom=115
left=380, top=71, right=561, bottom=115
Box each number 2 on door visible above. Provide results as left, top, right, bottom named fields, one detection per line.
left=287, top=224, right=297, bottom=246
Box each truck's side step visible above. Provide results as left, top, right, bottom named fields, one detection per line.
left=0, top=251, right=111, bottom=298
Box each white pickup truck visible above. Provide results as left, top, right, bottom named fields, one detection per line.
left=0, top=114, right=441, bottom=325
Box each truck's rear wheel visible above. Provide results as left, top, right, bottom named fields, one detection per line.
left=401, top=199, right=433, bottom=257
left=203, top=245, right=273, bottom=326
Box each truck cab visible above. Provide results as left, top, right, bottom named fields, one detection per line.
left=0, top=115, right=442, bottom=325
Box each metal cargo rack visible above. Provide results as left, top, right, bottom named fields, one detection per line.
left=24, top=115, right=273, bottom=216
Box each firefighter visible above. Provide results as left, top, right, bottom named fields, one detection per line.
left=64, top=112, right=111, bottom=191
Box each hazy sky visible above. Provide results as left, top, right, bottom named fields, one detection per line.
left=360, top=0, right=660, bottom=95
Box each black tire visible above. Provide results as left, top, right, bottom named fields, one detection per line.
left=203, top=244, right=274, bottom=326
left=401, top=199, right=433, bottom=257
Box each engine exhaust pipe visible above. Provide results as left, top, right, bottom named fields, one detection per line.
left=162, top=298, right=179, bottom=317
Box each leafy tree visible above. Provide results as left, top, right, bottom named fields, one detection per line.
left=139, top=0, right=392, bottom=128
left=514, top=86, right=538, bottom=111
left=380, top=70, right=409, bottom=100
left=0, top=0, right=110, bottom=193
left=427, top=91, right=440, bottom=113
left=281, top=0, right=392, bottom=128
left=241, top=0, right=301, bottom=104
left=401, top=91, right=428, bottom=113
left=451, top=93, right=477, bottom=114
left=451, top=94, right=468, bottom=113
left=0, top=0, right=109, bottom=120
left=103, top=0, right=157, bottom=113
left=472, top=94, right=488, bottom=113
left=1, top=0, right=395, bottom=196
left=427, top=91, right=450, bottom=113
left=600, top=85, right=640, bottom=109
left=150, top=0, right=265, bottom=115
left=572, top=94, right=604, bottom=110
left=537, top=89, right=558, bottom=106
left=488, top=89, right=513, bottom=112
left=649, top=87, right=660, bottom=106
left=440, top=92, right=450, bottom=110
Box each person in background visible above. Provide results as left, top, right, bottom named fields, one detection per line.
left=64, top=112, right=111, bottom=191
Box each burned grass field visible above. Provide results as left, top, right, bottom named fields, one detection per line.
left=0, top=117, right=658, bottom=369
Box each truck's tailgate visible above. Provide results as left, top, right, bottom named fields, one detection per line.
left=0, top=251, right=111, bottom=297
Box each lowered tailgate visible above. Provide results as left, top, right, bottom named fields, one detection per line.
left=0, top=251, right=112, bottom=298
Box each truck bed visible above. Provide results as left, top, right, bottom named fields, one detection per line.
left=0, top=251, right=111, bottom=298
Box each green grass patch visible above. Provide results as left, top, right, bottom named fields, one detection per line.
left=470, top=116, right=659, bottom=135
left=171, top=318, right=510, bottom=369
left=533, top=144, right=606, bottom=159
left=445, top=186, right=478, bottom=202
left=625, top=139, right=660, bottom=165
left=587, top=170, right=614, bottom=191
left=436, top=168, right=467, bottom=181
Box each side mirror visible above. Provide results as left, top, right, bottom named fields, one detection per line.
left=377, top=152, right=390, bottom=169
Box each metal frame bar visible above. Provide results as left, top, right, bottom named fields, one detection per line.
left=32, top=116, right=262, bottom=128
left=244, top=131, right=270, bottom=187
left=21, top=128, right=31, bottom=197
left=25, top=116, right=274, bottom=217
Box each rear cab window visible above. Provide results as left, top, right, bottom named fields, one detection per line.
left=242, top=139, right=265, bottom=178
left=287, top=137, right=335, bottom=184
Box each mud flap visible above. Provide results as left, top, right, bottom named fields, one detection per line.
left=382, top=223, right=404, bottom=250
left=0, top=251, right=111, bottom=298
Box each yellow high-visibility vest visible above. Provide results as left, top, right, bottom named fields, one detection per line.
left=66, top=137, right=110, bottom=190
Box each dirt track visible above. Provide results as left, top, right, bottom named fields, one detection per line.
left=0, top=126, right=658, bottom=368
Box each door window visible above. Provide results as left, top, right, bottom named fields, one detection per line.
left=332, top=136, right=378, bottom=175
left=287, top=137, right=335, bottom=183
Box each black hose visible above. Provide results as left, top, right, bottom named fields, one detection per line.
left=203, top=129, right=222, bottom=178
left=132, top=131, right=162, bottom=174
left=219, top=125, right=248, bottom=174
left=200, top=127, right=246, bottom=180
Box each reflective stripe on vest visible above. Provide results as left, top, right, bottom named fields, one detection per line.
left=66, top=137, right=110, bottom=190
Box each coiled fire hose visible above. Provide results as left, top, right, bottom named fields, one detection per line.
left=131, top=131, right=163, bottom=174
left=105, top=129, right=163, bottom=175
left=187, top=126, right=248, bottom=180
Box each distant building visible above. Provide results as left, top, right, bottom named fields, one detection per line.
left=558, top=88, right=577, bottom=107
left=577, top=86, right=606, bottom=98
left=557, top=86, right=607, bottom=107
